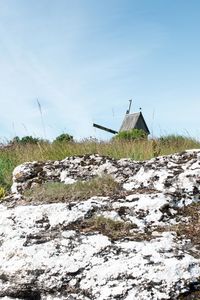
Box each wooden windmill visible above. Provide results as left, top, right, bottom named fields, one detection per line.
left=93, top=100, right=150, bottom=135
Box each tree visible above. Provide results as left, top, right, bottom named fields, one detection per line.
left=10, top=136, right=48, bottom=145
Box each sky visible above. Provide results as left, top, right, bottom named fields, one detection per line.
left=0, top=0, right=200, bottom=141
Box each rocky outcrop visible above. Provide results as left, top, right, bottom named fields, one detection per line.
left=0, top=150, right=200, bottom=299
left=11, top=150, right=200, bottom=202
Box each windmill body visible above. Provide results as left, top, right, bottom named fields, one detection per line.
left=93, top=101, right=150, bottom=136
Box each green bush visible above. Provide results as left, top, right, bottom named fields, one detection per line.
left=11, top=136, right=47, bottom=145
left=114, top=129, right=147, bottom=141
left=53, top=133, right=73, bottom=143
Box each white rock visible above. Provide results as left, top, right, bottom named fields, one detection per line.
left=4, top=151, right=200, bottom=299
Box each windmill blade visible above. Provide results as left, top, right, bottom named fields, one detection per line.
left=93, top=123, right=118, bottom=134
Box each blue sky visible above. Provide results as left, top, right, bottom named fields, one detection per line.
left=0, top=0, right=200, bottom=141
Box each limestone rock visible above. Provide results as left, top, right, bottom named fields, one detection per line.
left=0, top=150, right=200, bottom=299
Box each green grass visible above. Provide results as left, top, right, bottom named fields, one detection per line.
left=23, top=175, right=121, bottom=204
left=0, top=150, right=18, bottom=191
left=0, top=135, right=199, bottom=191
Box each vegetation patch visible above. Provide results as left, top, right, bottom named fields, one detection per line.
left=156, top=202, right=200, bottom=248
left=173, top=203, right=200, bottom=246
left=65, top=216, right=154, bottom=241
left=53, top=133, right=73, bottom=143
left=79, top=216, right=135, bottom=240
left=0, top=156, right=16, bottom=191
left=66, top=215, right=139, bottom=241
left=114, top=129, right=147, bottom=141
left=23, top=175, right=121, bottom=204
left=0, top=134, right=199, bottom=191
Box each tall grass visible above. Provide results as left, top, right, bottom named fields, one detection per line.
left=0, top=149, right=19, bottom=190
left=0, top=135, right=199, bottom=191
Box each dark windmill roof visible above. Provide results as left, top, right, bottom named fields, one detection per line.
left=119, top=112, right=150, bottom=134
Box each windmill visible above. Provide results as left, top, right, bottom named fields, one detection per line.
left=93, top=100, right=150, bottom=135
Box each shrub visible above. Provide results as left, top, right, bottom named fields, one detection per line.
left=114, top=129, right=147, bottom=141
left=53, top=133, right=73, bottom=143
left=12, top=136, right=21, bottom=144
left=20, top=136, right=40, bottom=144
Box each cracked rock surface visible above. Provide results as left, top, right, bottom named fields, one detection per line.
left=0, top=150, right=200, bottom=299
